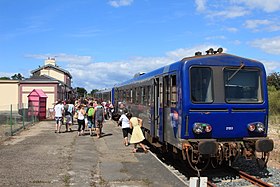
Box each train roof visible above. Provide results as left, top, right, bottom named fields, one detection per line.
left=115, top=53, right=264, bottom=88
left=95, top=89, right=112, bottom=94
left=181, top=52, right=260, bottom=63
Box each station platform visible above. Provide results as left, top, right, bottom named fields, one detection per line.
left=0, top=119, right=186, bottom=186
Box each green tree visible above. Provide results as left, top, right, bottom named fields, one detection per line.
left=90, top=89, right=99, bottom=96
left=267, top=72, right=280, bottom=90
left=11, top=73, right=24, bottom=80
left=268, top=88, right=280, bottom=115
left=0, top=77, right=11, bottom=80
left=75, top=87, right=87, bottom=98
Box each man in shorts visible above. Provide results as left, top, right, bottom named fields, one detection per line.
left=95, top=101, right=105, bottom=138
left=54, top=100, right=64, bottom=133
left=64, top=99, right=75, bottom=132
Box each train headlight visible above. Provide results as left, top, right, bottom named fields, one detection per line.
left=247, top=123, right=255, bottom=132
left=205, top=124, right=212, bottom=133
left=256, top=122, right=265, bottom=132
left=247, top=122, right=265, bottom=133
left=193, top=123, right=203, bottom=134
left=193, top=123, right=212, bottom=134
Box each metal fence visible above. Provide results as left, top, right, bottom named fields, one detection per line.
left=0, top=103, right=39, bottom=142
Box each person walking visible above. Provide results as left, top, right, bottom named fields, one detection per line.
left=126, top=113, right=148, bottom=153
left=54, top=100, right=64, bottom=133
left=95, top=101, right=105, bottom=138
left=77, top=104, right=86, bottom=136
left=118, top=108, right=130, bottom=146
left=64, top=99, right=75, bottom=132
left=86, top=102, right=95, bottom=136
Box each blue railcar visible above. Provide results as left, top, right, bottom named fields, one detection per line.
left=94, top=88, right=115, bottom=105
left=106, top=49, right=274, bottom=170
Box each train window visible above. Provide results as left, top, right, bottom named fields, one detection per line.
left=136, top=87, right=139, bottom=104
left=224, top=68, right=262, bottom=103
left=137, top=87, right=141, bottom=104
left=122, top=90, right=126, bottom=103
left=145, top=86, right=149, bottom=105
left=130, top=89, right=133, bottom=103
left=147, top=86, right=151, bottom=106
left=141, top=87, right=146, bottom=105
left=132, top=88, right=136, bottom=103
left=126, top=89, right=130, bottom=103
left=164, top=76, right=170, bottom=107
left=190, top=67, right=213, bottom=103
left=159, top=81, right=163, bottom=107
left=171, top=75, right=177, bottom=107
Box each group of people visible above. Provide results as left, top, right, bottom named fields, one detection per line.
left=54, top=98, right=148, bottom=153
left=118, top=108, right=148, bottom=153
left=54, top=98, right=106, bottom=138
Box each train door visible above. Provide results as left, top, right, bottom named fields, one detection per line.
left=163, top=75, right=170, bottom=142
left=154, top=78, right=159, bottom=138
left=154, top=77, right=164, bottom=141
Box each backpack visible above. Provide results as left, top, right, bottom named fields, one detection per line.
left=95, top=106, right=104, bottom=122
left=87, top=107, right=95, bottom=117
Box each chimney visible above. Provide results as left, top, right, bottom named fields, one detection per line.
left=44, top=57, right=56, bottom=66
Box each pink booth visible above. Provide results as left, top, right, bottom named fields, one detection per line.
left=28, top=89, right=48, bottom=120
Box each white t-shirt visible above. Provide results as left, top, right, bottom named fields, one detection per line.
left=54, top=104, right=64, bottom=117
left=78, top=110, right=85, bottom=120
left=119, top=114, right=130, bottom=129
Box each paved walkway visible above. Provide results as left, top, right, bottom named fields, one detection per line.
left=0, top=120, right=185, bottom=186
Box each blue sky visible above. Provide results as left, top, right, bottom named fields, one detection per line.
left=1, top=0, right=280, bottom=91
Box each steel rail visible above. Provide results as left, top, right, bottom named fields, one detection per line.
left=238, top=170, right=273, bottom=187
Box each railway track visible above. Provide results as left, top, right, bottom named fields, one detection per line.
left=206, top=166, right=274, bottom=187
left=148, top=146, right=275, bottom=187
left=228, top=167, right=274, bottom=187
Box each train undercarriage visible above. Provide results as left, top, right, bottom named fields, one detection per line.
left=147, top=135, right=274, bottom=171
left=180, top=138, right=273, bottom=171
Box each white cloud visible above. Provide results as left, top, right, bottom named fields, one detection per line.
left=268, top=25, right=280, bottom=32
left=195, top=0, right=207, bottom=12
left=207, top=6, right=249, bottom=19
left=63, top=45, right=224, bottom=91
left=244, top=19, right=271, bottom=29
left=244, top=19, right=280, bottom=32
left=237, top=0, right=280, bottom=13
left=25, top=53, right=93, bottom=65
left=0, top=72, right=14, bottom=78
left=262, top=60, right=280, bottom=74
left=108, top=0, right=133, bottom=8
left=250, top=36, right=280, bottom=55
left=226, top=27, right=238, bottom=32
left=205, top=36, right=226, bottom=40
left=20, top=45, right=280, bottom=91
left=196, top=0, right=280, bottom=20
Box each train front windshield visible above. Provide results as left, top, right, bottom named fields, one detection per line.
left=224, top=68, right=262, bottom=103
left=190, top=67, right=263, bottom=103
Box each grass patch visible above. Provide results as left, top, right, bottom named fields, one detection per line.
left=62, top=174, right=71, bottom=186
left=269, top=115, right=280, bottom=126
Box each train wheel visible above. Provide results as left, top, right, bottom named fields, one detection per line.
left=210, top=157, right=223, bottom=169
left=211, top=145, right=223, bottom=168
left=185, top=149, right=210, bottom=171
left=256, top=152, right=269, bottom=170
